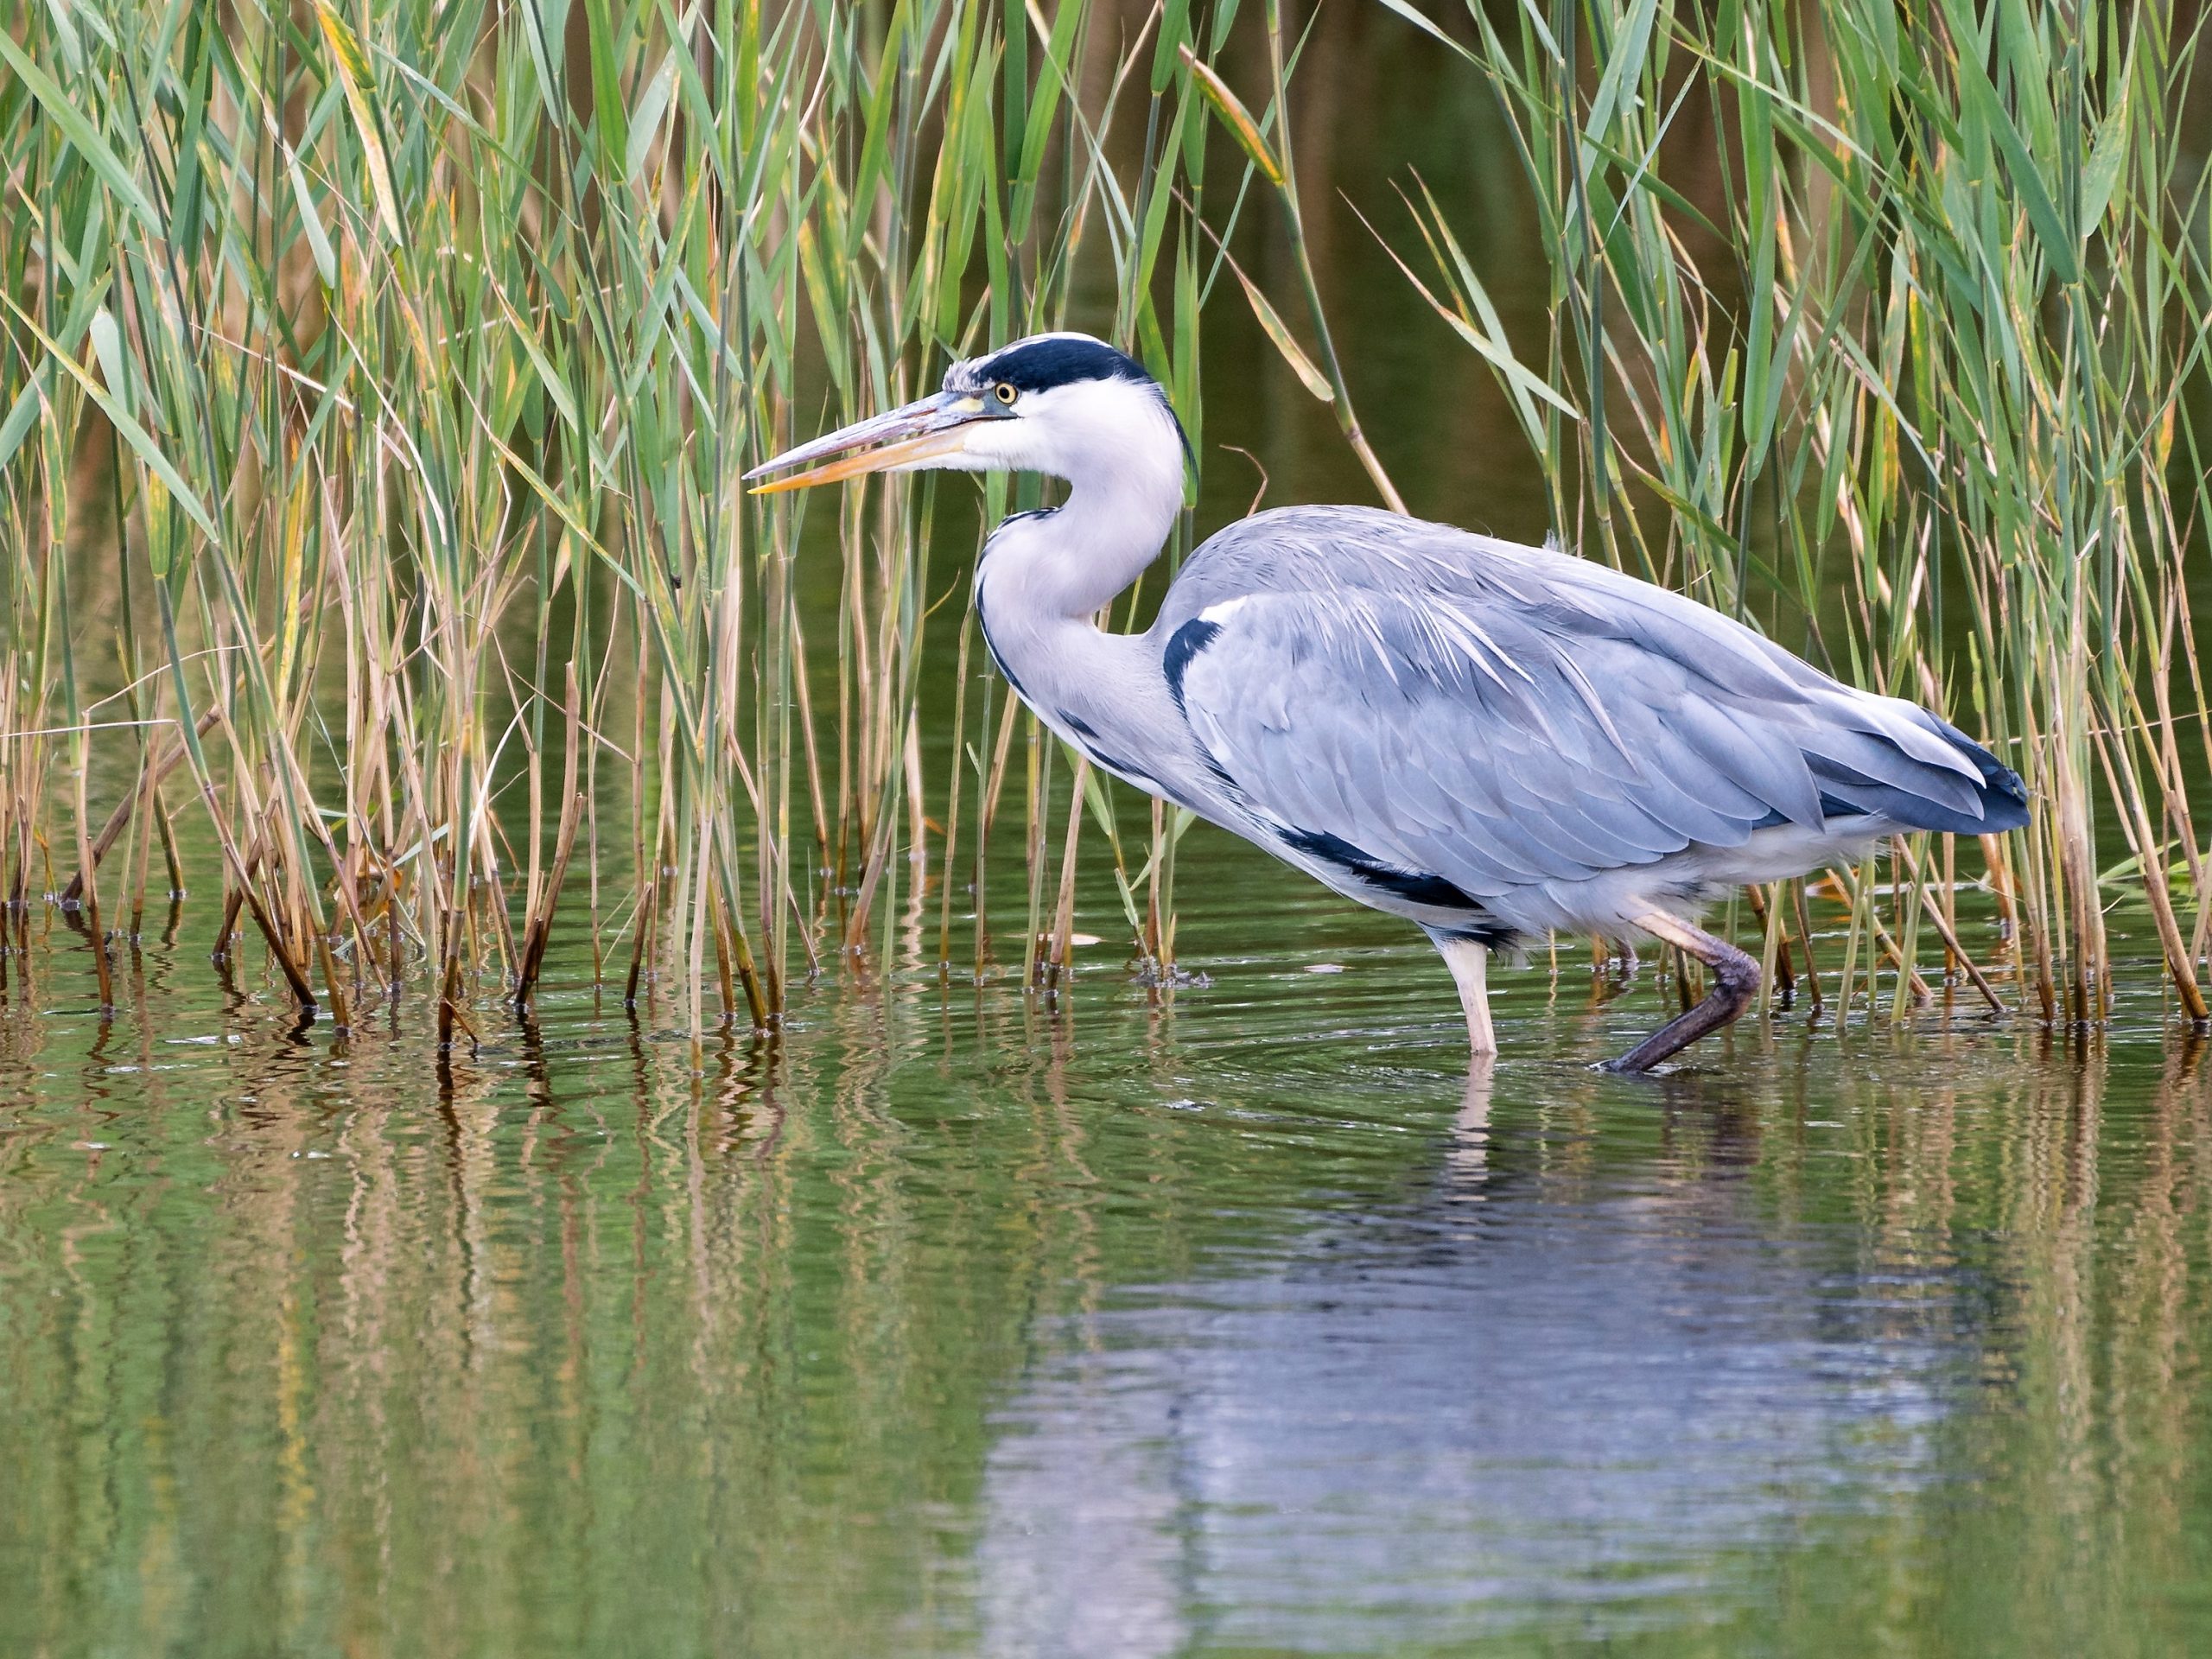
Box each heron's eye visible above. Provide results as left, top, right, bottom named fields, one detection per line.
left=993, top=382, right=1017, bottom=406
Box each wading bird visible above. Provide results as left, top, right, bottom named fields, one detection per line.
left=750, top=334, right=2028, bottom=1071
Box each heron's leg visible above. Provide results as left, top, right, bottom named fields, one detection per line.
left=1447, top=1053, right=1496, bottom=1184
left=1429, top=931, right=1497, bottom=1056
left=1601, top=911, right=1759, bottom=1074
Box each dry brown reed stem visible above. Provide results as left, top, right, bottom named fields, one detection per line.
left=71, top=735, right=113, bottom=1016
left=516, top=667, right=587, bottom=1012
left=936, top=612, right=975, bottom=971
left=1826, top=861, right=1935, bottom=1010
left=2094, top=690, right=2210, bottom=1025
left=1885, top=839, right=2005, bottom=1016
left=1744, top=883, right=1796, bottom=1000
left=1048, top=754, right=1092, bottom=987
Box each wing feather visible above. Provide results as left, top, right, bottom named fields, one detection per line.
left=1164, top=511, right=2022, bottom=892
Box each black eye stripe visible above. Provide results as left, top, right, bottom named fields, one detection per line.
left=938, top=334, right=1196, bottom=472
left=982, top=336, right=1151, bottom=393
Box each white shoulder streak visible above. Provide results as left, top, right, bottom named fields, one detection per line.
left=1198, top=595, right=1251, bottom=626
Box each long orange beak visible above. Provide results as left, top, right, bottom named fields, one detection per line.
left=746, top=391, right=997, bottom=493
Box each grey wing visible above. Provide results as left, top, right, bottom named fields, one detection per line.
left=1166, top=547, right=2018, bottom=905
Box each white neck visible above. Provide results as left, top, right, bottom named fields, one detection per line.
left=970, top=377, right=1186, bottom=621
left=979, top=474, right=1181, bottom=620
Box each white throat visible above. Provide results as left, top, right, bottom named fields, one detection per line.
left=971, top=377, right=1186, bottom=621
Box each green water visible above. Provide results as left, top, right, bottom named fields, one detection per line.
left=6, top=849, right=2211, bottom=1656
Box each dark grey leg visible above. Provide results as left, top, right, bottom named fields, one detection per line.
left=1601, top=912, right=1760, bottom=1074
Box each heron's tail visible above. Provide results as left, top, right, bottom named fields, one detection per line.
left=1807, top=709, right=2030, bottom=838
left=1936, top=720, right=2031, bottom=833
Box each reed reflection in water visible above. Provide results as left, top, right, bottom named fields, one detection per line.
left=4, top=871, right=2212, bottom=1654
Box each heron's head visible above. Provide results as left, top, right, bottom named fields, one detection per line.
left=747, top=333, right=1190, bottom=499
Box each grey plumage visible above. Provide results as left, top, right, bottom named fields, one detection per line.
left=749, top=332, right=2028, bottom=1070
left=1147, top=506, right=2024, bottom=944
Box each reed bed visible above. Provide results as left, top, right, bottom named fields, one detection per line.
left=3, top=0, right=2209, bottom=1044
left=1361, top=0, right=2212, bottom=1027
left=2, top=0, right=1245, bottom=1041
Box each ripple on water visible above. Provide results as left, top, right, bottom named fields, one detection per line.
left=0, top=847, right=2204, bottom=1656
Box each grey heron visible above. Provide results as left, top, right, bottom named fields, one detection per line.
left=749, top=333, right=2028, bottom=1071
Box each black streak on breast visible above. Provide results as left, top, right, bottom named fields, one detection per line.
left=1278, top=827, right=1504, bottom=925
left=1058, top=708, right=1196, bottom=807
left=973, top=587, right=1033, bottom=708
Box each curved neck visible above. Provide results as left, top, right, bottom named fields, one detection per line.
left=970, top=464, right=1190, bottom=792
left=979, top=483, right=1177, bottom=623
left=975, top=402, right=1185, bottom=623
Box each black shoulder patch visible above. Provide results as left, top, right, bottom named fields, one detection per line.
left=1161, top=617, right=1221, bottom=714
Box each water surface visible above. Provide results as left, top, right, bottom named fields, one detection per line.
left=5, top=850, right=2209, bottom=1656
